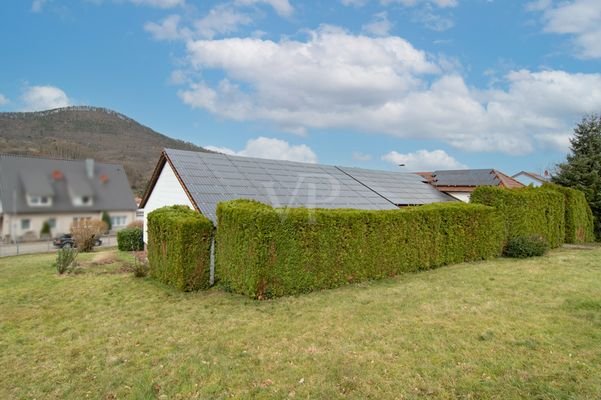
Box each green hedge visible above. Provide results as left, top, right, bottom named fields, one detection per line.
left=117, top=227, right=144, bottom=251
left=542, top=183, right=595, bottom=243
left=470, top=186, right=565, bottom=248
left=216, top=200, right=504, bottom=298
left=147, top=205, right=214, bottom=291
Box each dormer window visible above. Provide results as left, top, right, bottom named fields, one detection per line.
left=72, top=195, right=94, bottom=207
left=27, top=195, right=53, bottom=207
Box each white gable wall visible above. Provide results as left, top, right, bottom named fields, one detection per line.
left=143, top=161, right=195, bottom=243
left=513, top=174, right=544, bottom=187
left=446, top=191, right=472, bottom=203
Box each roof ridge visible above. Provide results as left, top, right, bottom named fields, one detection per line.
left=0, top=152, right=126, bottom=167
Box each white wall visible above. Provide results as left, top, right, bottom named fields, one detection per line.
left=447, top=191, right=472, bottom=203
left=142, top=161, right=195, bottom=243
left=513, top=174, right=543, bottom=187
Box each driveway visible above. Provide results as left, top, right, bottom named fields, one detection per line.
left=0, top=235, right=117, bottom=257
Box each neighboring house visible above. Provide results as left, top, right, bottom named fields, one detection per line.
left=417, top=169, right=524, bottom=202
left=140, top=149, right=455, bottom=242
left=0, top=154, right=137, bottom=242
left=512, top=171, right=550, bottom=187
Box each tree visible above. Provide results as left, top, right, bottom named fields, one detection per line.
left=101, top=211, right=112, bottom=232
left=71, top=219, right=108, bottom=252
left=552, top=114, right=601, bottom=239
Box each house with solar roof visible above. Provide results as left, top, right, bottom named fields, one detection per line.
left=139, top=149, right=455, bottom=242
left=417, top=169, right=524, bottom=202
left=0, top=154, right=137, bottom=242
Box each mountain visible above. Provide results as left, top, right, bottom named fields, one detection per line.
left=0, top=106, right=210, bottom=195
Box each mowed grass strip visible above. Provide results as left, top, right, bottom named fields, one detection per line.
left=1, top=247, right=600, bottom=399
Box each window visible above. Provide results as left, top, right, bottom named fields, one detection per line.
left=110, top=216, right=127, bottom=227
left=27, top=195, right=52, bottom=207
left=21, top=219, right=31, bottom=230
left=47, top=218, right=56, bottom=229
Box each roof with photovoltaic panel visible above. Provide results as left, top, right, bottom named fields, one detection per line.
left=149, top=148, right=455, bottom=223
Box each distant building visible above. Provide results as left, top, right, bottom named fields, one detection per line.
left=0, top=154, right=137, bottom=242
left=512, top=171, right=550, bottom=187
left=417, top=169, right=524, bottom=202
left=140, top=149, right=455, bottom=242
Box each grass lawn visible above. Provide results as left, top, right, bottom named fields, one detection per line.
left=1, top=247, right=601, bottom=399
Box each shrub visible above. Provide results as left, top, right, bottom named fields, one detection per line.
left=216, top=200, right=504, bottom=299
left=101, top=211, right=112, bottom=232
left=542, top=183, right=595, bottom=244
left=40, top=221, right=51, bottom=237
left=147, top=205, right=214, bottom=291
left=55, top=247, right=78, bottom=274
left=471, top=186, right=565, bottom=248
left=71, top=219, right=107, bottom=252
left=504, top=236, right=549, bottom=258
left=127, top=220, right=144, bottom=229
left=117, top=227, right=144, bottom=251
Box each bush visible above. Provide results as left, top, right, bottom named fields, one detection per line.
left=127, top=220, right=144, bottom=229
left=55, top=247, right=78, bottom=274
left=117, top=227, right=144, bottom=251
left=542, top=183, right=595, bottom=243
left=147, top=205, right=214, bottom=291
left=71, top=219, right=107, bottom=252
left=471, top=186, right=565, bottom=248
left=40, top=221, right=51, bottom=237
left=101, top=211, right=112, bottom=232
left=504, top=236, right=549, bottom=258
left=216, top=200, right=504, bottom=299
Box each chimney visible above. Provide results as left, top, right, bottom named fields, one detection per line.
left=85, top=159, right=95, bottom=179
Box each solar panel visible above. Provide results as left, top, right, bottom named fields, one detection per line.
left=337, top=166, right=454, bottom=205
left=165, top=149, right=451, bottom=223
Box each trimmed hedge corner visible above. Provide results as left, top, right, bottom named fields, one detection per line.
left=542, top=183, right=595, bottom=244
left=216, top=200, right=504, bottom=299
left=470, top=186, right=565, bottom=248
left=147, top=205, right=214, bottom=291
left=117, top=227, right=144, bottom=251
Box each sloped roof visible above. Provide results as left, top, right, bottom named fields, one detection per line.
left=420, top=169, right=524, bottom=189
left=512, top=171, right=550, bottom=183
left=141, top=149, right=455, bottom=223
left=0, top=154, right=137, bottom=214
left=338, top=166, right=454, bottom=205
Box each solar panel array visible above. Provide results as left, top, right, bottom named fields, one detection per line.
left=166, top=149, right=401, bottom=222
left=432, top=169, right=498, bottom=187
left=338, top=166, right=454, bottom=205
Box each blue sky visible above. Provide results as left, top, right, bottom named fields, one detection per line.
left=1, top=0, right=601, bottom=174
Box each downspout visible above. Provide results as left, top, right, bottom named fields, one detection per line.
left=209, top=233, right=216, bottom=286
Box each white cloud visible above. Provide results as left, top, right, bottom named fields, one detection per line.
left=529, top=0, right=601, bottom=59
left=341, top=0, right=369, bottom=6
left=381, top=0, right=458, bottom=8
left=129, top=0, right=184, bottom=8
left=362, top=12, right=393, bottom=37
left=412, top=5, right=454, bottom=31
left=144, top=15, right=186, bottom=41
left=205, top=137, right=318, bottom=163
left=382, top=149, right=467, bottom=171
left=178, top=26, right=601, bottom=155
left=352, top=151, right=373, bottom=161
left=195, top=5, right=252, bottom=39
left=234, top=0, right=294, bottom=17
left=145, top=5, right=253, bottom=41
left=0, top=94, right=9, bottom=106
left=31, top=0, right=47, bottom=12
left=21, top=85, right=71, bottom=111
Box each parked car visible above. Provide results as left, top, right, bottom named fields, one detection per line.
left=53, top=234, right=102, bottom=249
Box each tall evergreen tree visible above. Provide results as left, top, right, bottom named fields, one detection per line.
left=552, top=114, right=601, bottom=239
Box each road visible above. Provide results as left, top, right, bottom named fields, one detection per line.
left=0, top=235, right=117, bottom=257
